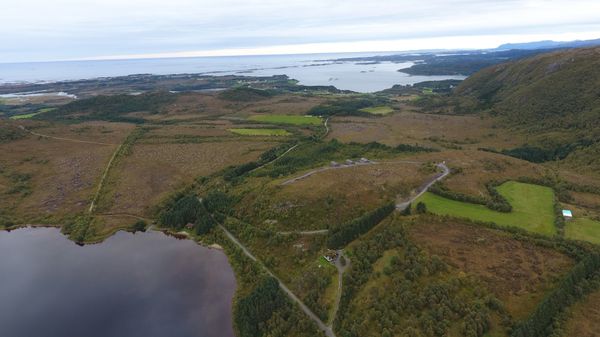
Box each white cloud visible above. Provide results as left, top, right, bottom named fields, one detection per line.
left=2, top=0, right=600, bottom=62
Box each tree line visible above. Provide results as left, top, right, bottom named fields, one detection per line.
left=511, top=253, right=600, bottom=337
left=327, top=202, right=396, bottom=249
left=429, top=181, right=512, bottom=213
left=160, top=191, right=234, bottom=235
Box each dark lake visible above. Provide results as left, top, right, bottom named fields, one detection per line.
left=0, top=227, right=236, bottom=337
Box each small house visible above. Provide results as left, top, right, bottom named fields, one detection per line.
left=562, top=210, right=573, bottom=219
left=323, top=250, right=338, bottom=263
left=345, top=159, right=354, bottom=165
left=330, top=161, right=340, bottom=167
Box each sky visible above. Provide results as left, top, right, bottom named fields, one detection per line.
left=2, top=0, right=600, bottom=63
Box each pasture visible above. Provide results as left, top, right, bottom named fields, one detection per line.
left=249, top=114, right=322, bottom=125
left=228, top=128, right=291, bottom=136
left=565, top=217, right=600, bottom=244
left=417, top=181, right=556, bottom=235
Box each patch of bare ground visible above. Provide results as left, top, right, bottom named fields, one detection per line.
left=103, top=141, right=276, bottom=216
left=563, top=289, right=600, bottom=337
left=409, top=218, right=574, bottom=319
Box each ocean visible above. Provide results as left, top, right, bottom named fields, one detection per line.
left=0, top=52, right=465, bottom=93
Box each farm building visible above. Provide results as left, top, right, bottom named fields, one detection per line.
left=562, top=210, right=573, bottom=219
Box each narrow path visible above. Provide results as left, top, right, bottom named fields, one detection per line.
left=396, top=162, right=450, bottom=210
left=88, top=140, right=125, bottom=213
left=329, top=250, right=349, bottom=326
left=281, top=161, right=376, bottom=185
left=277, top=229, right=329, bottom=235
left=249, top=143, right=299, bottom=173
left=250, top=116, right=328, bottom=174
left=281, top=160, right=423, bottom=186
left=218, top=224, right=336, bottom=337
left=18, top=125, right=117, bottom=146
left=322, top=117, right=330, bottom=139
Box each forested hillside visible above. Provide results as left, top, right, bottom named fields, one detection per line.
left=455, top=47, right=600, bottom=132
left=454, top=47, right=600, bottom=170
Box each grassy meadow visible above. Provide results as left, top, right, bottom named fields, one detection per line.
left=417, top=181, right=556, bottom=235
left=249, top=114, right=322, bottom=125
left=359, top=106, right=394, bottom=115
left=228, top=128, right=291, bottom=136
left=565, top=217, right=600, bottom=244
left=9, top=108, right=56, bottom=120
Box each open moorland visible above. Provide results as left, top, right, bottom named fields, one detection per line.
left=2, top=46, right=600, bottom=337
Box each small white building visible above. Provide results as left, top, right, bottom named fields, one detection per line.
left=562, top=210, right=573, bottom=219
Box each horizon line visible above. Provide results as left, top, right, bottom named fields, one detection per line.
left=3, top=32, right=600, bottom=64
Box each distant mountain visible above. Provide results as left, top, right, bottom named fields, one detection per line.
left=334, top=37, right=600, bottom=77
left=496, top=38, right=600, bottom=51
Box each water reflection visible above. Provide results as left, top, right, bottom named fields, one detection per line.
left=0, top=227, right=236, bottom=337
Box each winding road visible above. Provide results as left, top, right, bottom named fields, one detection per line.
left=396, top=162, right=450, bottom=211
left=218, top=162, right=449, bottom=337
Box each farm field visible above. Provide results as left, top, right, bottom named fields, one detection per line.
left=248, top=114, right=322, bottom=125
left=417, top=181, right=556, bottom=235
left=228, top=128, right=291, bottom=136
left=565, top=217, right=600, bottom=244
left=358, top=105, right=393, bottom=115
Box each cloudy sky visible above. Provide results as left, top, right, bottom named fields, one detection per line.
left=2, top=0, right=600, bottom=62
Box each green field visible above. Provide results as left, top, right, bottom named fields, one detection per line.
left=228, top=128, right=291, bottom=136
left=359, top=106, right=394, bottom=115
left=565, top=218, right=600, bottom=244
left=417, top=181, right=556, bottom=235
left=249, top=114, right=322, bottom=125
left=9, top=108, right=56, bottom=120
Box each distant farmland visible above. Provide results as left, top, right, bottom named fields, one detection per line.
left=249, top=114, right=322, bottom=125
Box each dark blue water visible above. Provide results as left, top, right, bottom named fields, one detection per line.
left=0, top=53, right=465, bottom=92
left=0, top=227, right=236, bottom=337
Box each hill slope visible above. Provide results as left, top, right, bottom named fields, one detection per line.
left=455, top=46, right=600, bottom=132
